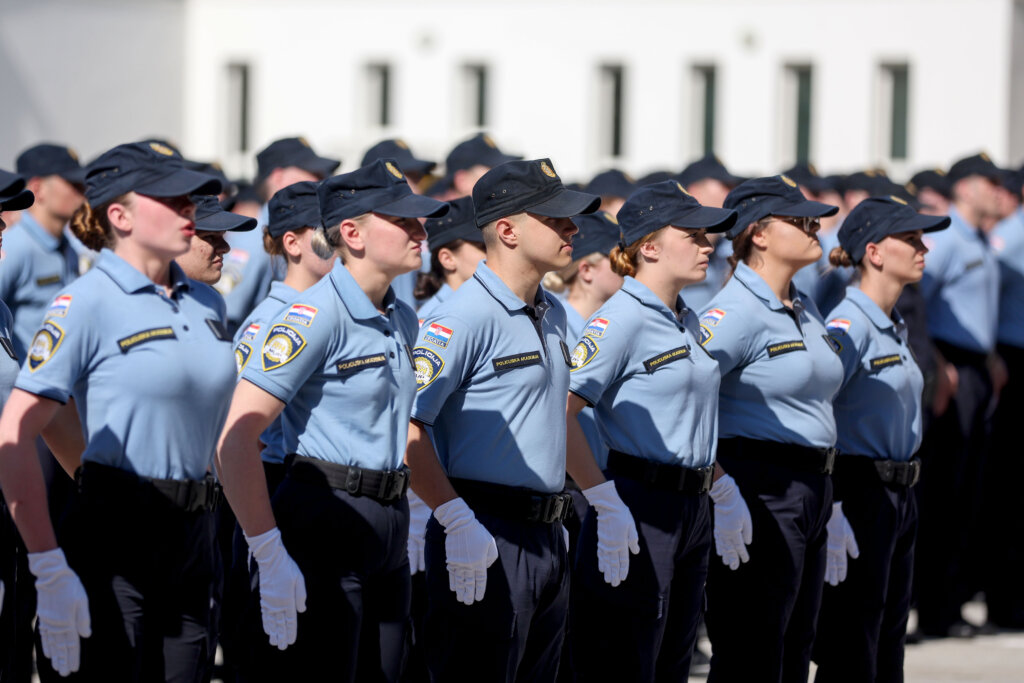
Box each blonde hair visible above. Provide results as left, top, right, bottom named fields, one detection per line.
left=69, top=194, right=133, bottom=251
left=543, top=252, right=606, bottom=292
left=608, top=228, right=665, bottom=277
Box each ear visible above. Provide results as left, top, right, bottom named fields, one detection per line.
left=750, top=222, right=770, bottom=250
left=638, top=238, right=661, bottom=261
left=576, top=259, right=595, bottom=284
left=338, top=218, right=365, bottom=253
left=436, top=246, right=458, bottom=273
left=864, top=241, right=884, bottom=268
left=281, top=230, right=304, bottom=259
left=106, top=200, right=133, bottom=234
left=493, top=216, right=518, bottom=248
left=25, top=176, right=44, bottom=197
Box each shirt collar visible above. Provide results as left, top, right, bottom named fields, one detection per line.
left=843, top=286, right=899, bottom=332
left=268, top=280, right=298, bottom=304
left=96, top=248, right=192, bottom=295
left=733, top=261, right=804, bottom=314
left=948, top=206, right=977, bottom=236
left=434, top=282, right=453, bottom=303
left=17, top=212, right=64, bottom=251
left=329, top=259, right=397, bottom=321
left=472, top=260, right=550, bottom=313
left=621, top=276, right=688, bottom=326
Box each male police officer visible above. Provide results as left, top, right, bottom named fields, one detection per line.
left=406, top=158, right=601, bottom=681
left=427, top=132, right=521, bottom=200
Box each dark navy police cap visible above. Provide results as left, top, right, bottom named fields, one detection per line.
left=723, top=175, right=839, bottom=239
left=425, top=197, right=483, bottom=252
left=585, top=169, right=636, bottom=199
left=317, top=159, right=449, bottom=227
left=472, top=158, right=600, bottom=227
left=255, top=137, right=340, bottom=184
left=838, top=196, right=950, bottom=263
left=906, top=169, right=951, bottom=199
left=677, top=154, right=744, bottom=188
left=0, top=170, right=35, bottom=211
left=361, top=139, right=436, bottom=176
left=184, top=159, right=232, bottom=195
left=267, top=181, right=322, bottom=238
left=445, top=133, right=521, bottom=174
left=781, top=163, right=830, bottom=195
left=192, top=194, right=257, bottom=233
left=947, top=152, right=1002, bottom=184
left=637, top=170, right=674, bottom=186
left=85, top=141, right=223, bottom=207
left=570, top=210, right=622, bottom=258
left=16, top=144, right=87, bottom=185
left=618, top=180, right=737, bottom=246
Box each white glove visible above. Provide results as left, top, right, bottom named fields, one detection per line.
left=709, top=474, right=753, bottom=570
left=407, top=490, right=431, bottom=575
left=825, top=502, right=860, bottom=586
left=582, top=481, right=640, bottom=586
left=246, top=527, right=307, bottom=650
left=433, top=497, right=498, bottom=605
left=27, top=548, right=91, bottom=677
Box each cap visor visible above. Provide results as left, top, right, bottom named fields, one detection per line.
left=404, top=159, right=437, bottom=176
left=528, top=189, right=601, bottom=219
left=894, top=213, right=951, bottom=234
left=299, top=155, right=341, bottom=180
left=58, top=167, right=88, bottom=186
left=137, top=169, right=223, bottom=199
left=196, top=212, right=257, bottom=232
left=376, top=193, right=450, bottom=219
left=668, top=206, right=738, bottom=234
left=773, top=199, right=839, bottom=218
left=0, top=188, right=35, bottom=211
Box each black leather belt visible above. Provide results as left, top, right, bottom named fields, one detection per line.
left=76, top=461, right=220, bottom=513
left=285, top=454, right=409, bottom=502
left=717, top=437, right=837, bottom=475
left=873, top=458, right=921, bottom=487
left=607, top=450, right=713, bottom=494
left=450, top=478, right=572, bottom=524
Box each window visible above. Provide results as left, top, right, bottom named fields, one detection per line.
left=461, top=64, right=489, bottom=128
left=691, top=65, right=717, bottom=156
left=598, top=65, right=625, bottom=158
left=879, top=63, right=910, bottom=160
left=781, top=64, right=814, bottom=165
left=366, top=63, right=392, bottom=127
left=226, top=63, right=250, bottom=153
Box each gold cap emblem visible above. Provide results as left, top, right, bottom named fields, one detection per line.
left=149, top=142, right=175, bottom=156
left=781, top=174, right=797, bottom=188
left=386, top=161, right=404, bottom=180
left=540, top=161, right=557, bottom=178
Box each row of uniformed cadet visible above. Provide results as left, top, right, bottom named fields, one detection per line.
left=0, top=133, right=997, bottom=683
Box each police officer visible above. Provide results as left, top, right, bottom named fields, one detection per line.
left=406, top=158, right=599, bottom=681
left=914, top=152, right=1003, bottom=638
left=217, top=159, right=447, bottom=680
left=698, top=175, right=842, bottom=682
left=566, top=181, right=736, bottom=681
left=812, top=196, right=950, bottom=681
left=0, top=170, right=36, bottom=683
left=176, top=195, right=257, bottom=284
left=584, top=169, right=636, bottom=216
left=412, top=197, right=486, bottom=325
left=0, top=141, right=230, bottom=681
left=425, top=132, right=521, bottom=200
left=361, top=138, right=437, bottom=194
left=221, top=137, right=339, bottom=332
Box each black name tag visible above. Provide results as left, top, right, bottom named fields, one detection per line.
left=559, top=340, right=572, bottom=367
left=964, top=259, right=984, bottom=271
left=118, top=327, right=176, bottom=352
left=336, top=353, right=387, bottom=374
left=766, top=340, right=806, bottom=358
left=35, top=275, right=61, bottom=287
left=492, top=350, right=542, bottom=372
left=206, top=318, right=230, bottom=341
left=0, top=337, right=15, bottom=360
left=870, top=354, right=903, bottom=370
left=643, top=346, right=690, bottom=373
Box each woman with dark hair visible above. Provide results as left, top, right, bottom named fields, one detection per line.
left=413, top=196, right=485, bottom=322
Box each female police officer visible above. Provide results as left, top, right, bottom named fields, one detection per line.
left=413, top=196, right=486, bottom=324
left=812, top=197, right=949, bottom=681
left=0, top=141, right=229, bottom=681
left=216, top=159, right=447, bottom=681
left=566, top=181, right=736, bottom=681
left=698, top=175, right=842, bottom=682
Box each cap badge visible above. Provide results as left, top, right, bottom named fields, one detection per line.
left=540, top=161, right=557, bottom=178
left=298, top=137, right=310, bottom=148
left=808, top=162, right=819, bottom=175
left=934, top=168, right=946, bottom=176
left=386, top=161, right=404, bottom=180
left=149, top=142, right=175, bottom=157
left=675, top=181, right=692, bottom=196
left=482, top=135, right=497, bottom=149
left=781, top=174, right=797, bottom=188
left=395, top=139, right=409, bottom=149
left=67, top=147, right=79, bottom=162
left=980, top=152, right=991, bottom=162
left=890, top=195, right=908, bottom=205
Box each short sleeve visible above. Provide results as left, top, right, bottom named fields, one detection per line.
left=13, top=292, right=95, bottom=404
left=410, top=314, right=475, bottom=425
left=697, top=304, right=752, bottom=376
left=240, top=305, right=331, bottom=403
left=568, top=315, right=628, bottom=406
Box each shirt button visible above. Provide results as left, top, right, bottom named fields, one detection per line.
left=183, top=325, right=189, bottom=331
left=385, top=330, right=391, bottom=337
left=390, top=351, right=395, bottom=358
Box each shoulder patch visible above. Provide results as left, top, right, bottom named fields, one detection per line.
left=570, top=337, right=599, bottom=371
left=235, top=342, right=253, bottom=374
left=261, top=324, right=306, bottom=370
left=28, top=321, right=65, bottom=371
left=701, top=308, right=726, bottom=327
left=118, top=327, right=176, bottom=353
left=583, top=317, right=610, bottom=338
left=699, top=324, right=713, bottom=347
left=643, top=346, right=691, bottom=373
left=766, top=340, right=806, bottom=357
left=283, top=304, right=318, bottom=327
left=423, top=323, right=454, bottom=348
left=241, top=323, right=261, bottom=342
left=46, top=295, right=72, bottom=318
left=413, top=347, right=444, bottom=390
left=826, top=318, right=851, bottom=334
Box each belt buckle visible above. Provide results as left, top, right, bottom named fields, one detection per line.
left=822, top=448, right=837, bottom=475
left=700, top=466, right=714, bottom=493
left=908, top=460, right=921, bottom=487
left=345, top=467, right=363, bottom=495
left=875, top=459, right=895, bottom=483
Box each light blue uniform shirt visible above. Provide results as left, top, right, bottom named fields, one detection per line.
left=920, top=207, right=1000, bottom=353
left=220, top=204, right=285, bottom=329
left=990, top=208, right=1024, bottom=348
left=241, top=261, right=418, bottom=470
left=699, top=261, right=844, bottom=449
left=0, top=302, right=21, bottom=406
left=233, top=280, right=299, bottom=465
left=0, top=213, right=79, bottom=358
left=564, top=301, right=609, bottom=468
left=825, top=288, right=924, bottom=461
left=14, top=249, right=236, bottom=480
left=411, top=261, right=571, bottom=494
left=415, top=282, right=453, bottom=324
left=570, top=277, right=720, bottom=469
